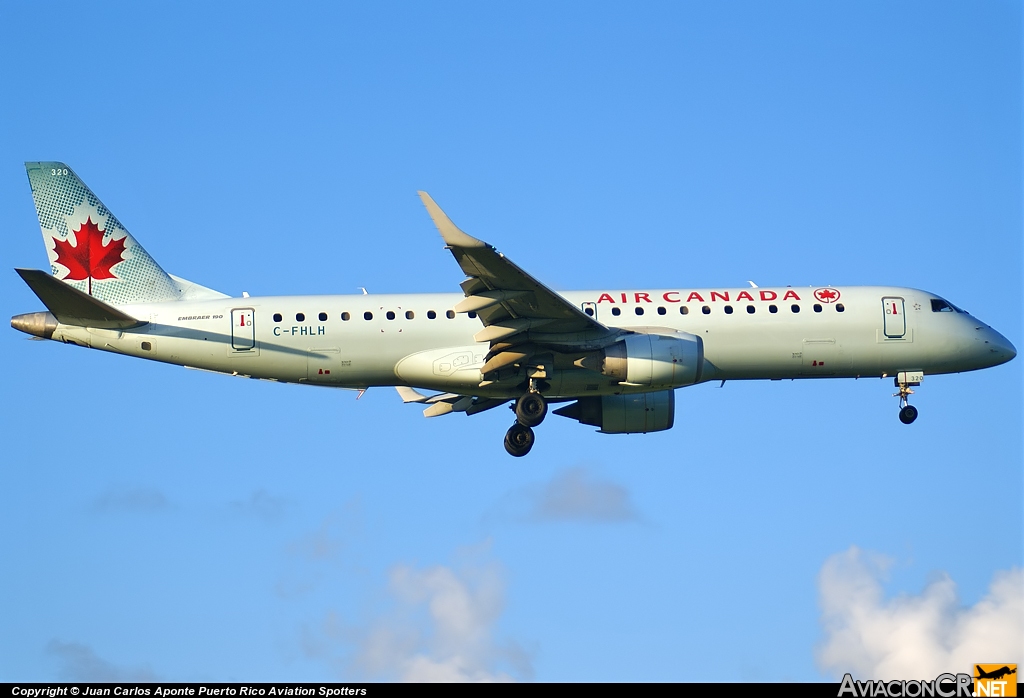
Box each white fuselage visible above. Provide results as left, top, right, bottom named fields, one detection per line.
left=45, top=285, right=1015, bottom=398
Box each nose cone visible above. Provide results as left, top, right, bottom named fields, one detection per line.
left=991, top=330, right=1017, bottom=365
left=976, top=326, right=1016, bottom=368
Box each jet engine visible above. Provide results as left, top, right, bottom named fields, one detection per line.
left=597, top=332, right=703, bottom=388
left=553, top=390, right=675, bottom=434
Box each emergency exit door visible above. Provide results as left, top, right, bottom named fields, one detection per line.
left=231, top=308, right=255, bottom=350
left=882, top=297, right=906, bottom=338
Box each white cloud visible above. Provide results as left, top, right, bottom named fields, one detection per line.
left=47, top=640, right=158, bottom=682
left=305, top=547, right=531, bottom=682
left=353, top=561, right=530, bottom=682
left=815, top=546, right=1024, bottom=679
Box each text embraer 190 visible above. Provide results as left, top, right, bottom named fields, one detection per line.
left=12, top=163, right=1016, bottom=456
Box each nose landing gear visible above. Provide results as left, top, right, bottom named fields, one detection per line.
left=504, top=389, right=548, bottom=457
left=899, top=404, right=919, bottom=425
left=893, top=371, right=922, bottom=424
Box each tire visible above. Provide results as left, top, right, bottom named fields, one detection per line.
left=515, top=392, right=547, bottom=427
left=503, top=423, right=535, bottom=457
left=899, top=405, right=918, bottom=424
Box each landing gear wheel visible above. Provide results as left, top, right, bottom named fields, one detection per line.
left=515, top=392, right=547, bottom=427
left=504, top=423, right=535, bottom=457
left=893, top=376, right=920, bottom=426
left=899, top=405, right=919, bottom=424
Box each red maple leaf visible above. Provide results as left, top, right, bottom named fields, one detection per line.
left=816, top=289, right=838, bottom=301
left=52, top=217, right=126, bottom=289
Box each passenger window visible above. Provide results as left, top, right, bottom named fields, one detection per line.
left=791, top=305, right=800, bottom=313
left=364, top=311, right=373, bottom=321
left=468, top=311, right=477, bottom=319
left=657, top=307, right=666, bottom=315
left=680, top=306, right=689, bottom=315
left=406, top=310, right=414, bottom=320
left=768, top=305, right=778, bottom=314
left=611, top=307, right=621, bottom=316
left=273, top=313, right=282, bottom=322
left=341, top=312, right=351, bottom=321
left=746, top=305, right=755, bottom=314
left=813, top=304, right=822, bottom=313
left=584, top=307, right=594, bottom=316
left=836, top=304, right=845, bottom=313
left=296, top=313, right=305, bottom=322
left=635, top=307, right=645, bottom=316
left=386, top=311, right=396, bottom=320
left=724, top=305, right=733, bottom=315
left=141, top=341, right=152, bottom=351
left=446, top=310, right=455, bottom=319
left=318, top=312, right=328, bottom=322
left=702, top=306, right=711, bottom=315
left=427, top=310, right=437, bottom=319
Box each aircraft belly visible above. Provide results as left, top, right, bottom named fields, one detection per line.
left=700, top=325, right=883, bottom=379
left=700, top=329, right=806, bottom=379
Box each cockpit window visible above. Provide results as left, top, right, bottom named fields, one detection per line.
left=931, top=298, right=964, bottom=313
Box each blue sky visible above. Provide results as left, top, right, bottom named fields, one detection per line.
left=1, top=1, right=1020, bottom=682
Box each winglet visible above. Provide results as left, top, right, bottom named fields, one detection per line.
left=417, top=192, right=487, bottom=248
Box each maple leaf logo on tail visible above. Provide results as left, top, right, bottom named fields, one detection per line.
left=52, top=216, right=127, bottom=295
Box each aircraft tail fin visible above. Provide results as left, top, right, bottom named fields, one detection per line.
left=25, top=162, right=183, bottom=305
left=15, top=268, right=145, bottom=329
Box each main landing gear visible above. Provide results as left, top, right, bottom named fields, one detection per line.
left=515, top=391, right=547, bottom=427
left=504, top=390, right=548, bottom=457
left=504, top=423, right=536, bottom=457
left=893, top=372, right=921, bottom=424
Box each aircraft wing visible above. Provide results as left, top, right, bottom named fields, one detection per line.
left=418, top=192, right=622, bottom=379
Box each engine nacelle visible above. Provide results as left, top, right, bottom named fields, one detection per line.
left=553, top=391, right=675, bottom=434
left=601, top=332, right=703, bottom=388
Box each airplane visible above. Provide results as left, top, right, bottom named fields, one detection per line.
left=975, top=666, right=1016, bottom=681
left=11, top=162, right=1017, bottom=456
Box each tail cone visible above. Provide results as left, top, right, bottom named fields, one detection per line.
left=11, top=311, right=57, bottom=339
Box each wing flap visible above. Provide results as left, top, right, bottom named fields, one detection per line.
left=454, top=290, right=529, bottom=314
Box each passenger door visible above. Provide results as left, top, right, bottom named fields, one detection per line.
left=882, top=297, right=906, bottom=338
left=231, top=308, right=255, bottom=351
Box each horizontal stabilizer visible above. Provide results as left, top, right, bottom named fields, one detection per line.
left=423, top=401, right=456, bottom=417
left=15, top=268, right=146, bottom=329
